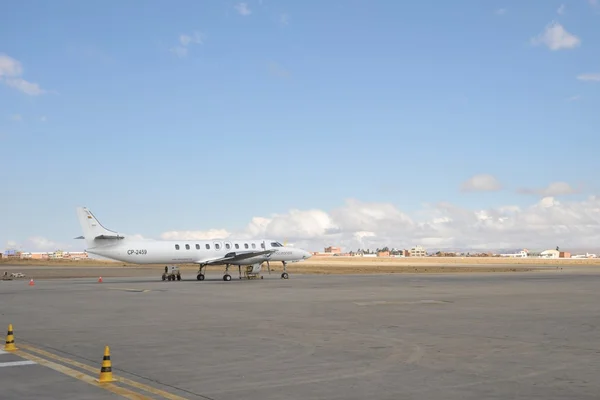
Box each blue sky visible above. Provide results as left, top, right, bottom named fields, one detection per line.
left=1, top=1, right=599, bottom=252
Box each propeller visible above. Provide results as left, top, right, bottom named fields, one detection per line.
left=262, top=240, right=272, bottom=274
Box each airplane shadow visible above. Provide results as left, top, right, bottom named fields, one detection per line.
left=82, top=277, right=274, bottom=285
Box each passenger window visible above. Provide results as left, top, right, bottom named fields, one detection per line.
left=175, top=244, right=180, bottom=250
left=196, top=244, right=200, bottom=250
left=244, top=243, right=249, bottom=249
left=185, top=244, right=190, bottom=250
left=252, top=243, right=256, bottom=249
left=226, top=243, right=230, bottom=249
left=206, top=244, right=210, bottom=249
left=215, top=243, right=220, bottom=250
left=271, top=242, right=282, bottom=247
left=235, top=244, right=239, bottom=249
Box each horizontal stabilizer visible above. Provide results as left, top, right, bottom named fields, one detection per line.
left=95, top=234, right=125, bottom=240
left=74, top=236, right=85, bottom=240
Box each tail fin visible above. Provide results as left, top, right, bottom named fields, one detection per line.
left=76, top=207, right=125, bottom=249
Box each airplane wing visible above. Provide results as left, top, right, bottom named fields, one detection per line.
left=197, top=250, right=275, bottom=265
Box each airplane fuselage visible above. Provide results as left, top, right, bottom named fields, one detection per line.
left=88, top=238, right=309, bottom=266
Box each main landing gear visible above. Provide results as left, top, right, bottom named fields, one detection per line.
left=222, top=263, right=232, bottom=281
left=196, top=264, right=205, bottom=281
left=195, top=262, right=291, bottom=281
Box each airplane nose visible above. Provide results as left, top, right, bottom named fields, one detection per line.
left=302, top=250, right=312, bottom=259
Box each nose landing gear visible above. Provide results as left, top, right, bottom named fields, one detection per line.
left=281, top=261, right=289, bottom=279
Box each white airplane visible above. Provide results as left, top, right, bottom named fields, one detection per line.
left=75, top=207, right=312, bottom=281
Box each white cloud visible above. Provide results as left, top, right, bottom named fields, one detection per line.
left=234, top=2, right=251, bottom=15
left=154, top=197, right=600, bottom=251
left=4, top=78, right=45, bottom=95
left=460, top=174, right=502, bottom=192
left=566, top=95, right=581, bottom=102
left=40, top=116, right=47, bottom=122
left=517, top=182, right=579, bottom=197
left=495, top=8, right=507, bottom=15
left=170, top=46, right=188, bottom=58
left=531, top=22, right=580, bottom=50
left=577, top=73, right=600, bottom=82
left=0, top=55, right=23, bottom=77
left=179, top=32, right=203, bottom=46
left=170, top=31, right=204, bottom=58
left=10, top=114, right=22, bottom=121
left=11, top=196, right=600, bottom=254
left=279, top=13, right=289, bottom=25
left=557, top=4, right=565, bottom=14
left=5, top=240, right=19, bottom=250
left=590, top=0, right=598, bottom=6
left=0, top=54, right=46, bottom=96
left=5, top=236, right=71, bottom=252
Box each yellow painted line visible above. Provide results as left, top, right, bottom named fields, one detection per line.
left=20, top=344, right=189, bottom=400
left=14, top=350, right=153, bottom=400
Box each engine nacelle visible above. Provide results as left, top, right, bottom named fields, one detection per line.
left=247, top=263, right=262, bottom=274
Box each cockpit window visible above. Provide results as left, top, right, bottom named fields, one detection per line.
left=271, top=242, right=283, bottom=247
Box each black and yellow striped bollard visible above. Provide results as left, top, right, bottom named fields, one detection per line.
left=4, top=324, right=17, bottom=351
left=98, top=345, right=116, bottom=383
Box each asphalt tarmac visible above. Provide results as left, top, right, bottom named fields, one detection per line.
left=1, top=269, right=599, bottom=399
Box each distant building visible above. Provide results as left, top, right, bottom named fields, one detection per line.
left=3, top=250, right=19, bottom=258
left=64, top=251, right=88, bottom=260
left=572, top=253, right=597, bottom=258
left=540, top=250, right=559, bottom=258
left=324, top=246, right=342, bottom=254
left=377, top=251, right=390, bottom=257
left=500, top=249, right=528, bottom=258
left=409, top=245, right=427, bottom=257
left=540, top=250, right=571, bottom=259
left=30, top=252, right=49, bottom=260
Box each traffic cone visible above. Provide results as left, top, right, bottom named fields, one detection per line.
left=4, top=324, right=17, bottom=351
left=98, top=277, right=103, bottom=283
left=98, top=345, right=116, bottom=383
left=28, top=279, right=34, bottom=286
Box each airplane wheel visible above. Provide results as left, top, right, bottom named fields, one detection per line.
left=177, top=274, right=181, bottom=281
left=197, top=273, right=205, bottom=281
left=281, top=272, right=289, bottom=279
left=223, top=274, right=232, bottom=281
left=162, top=274, right=166, bottom=281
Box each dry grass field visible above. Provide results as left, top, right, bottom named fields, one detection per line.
left=2, top=255, right=600, bottom=279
